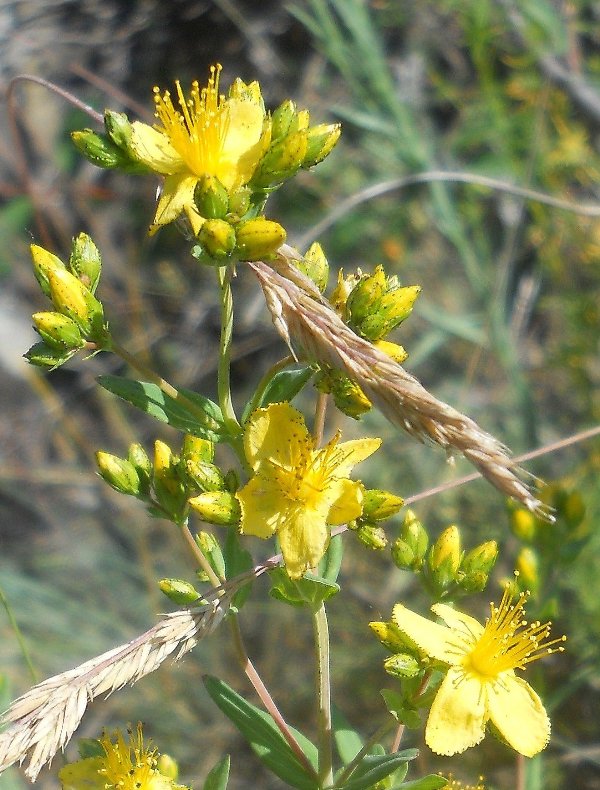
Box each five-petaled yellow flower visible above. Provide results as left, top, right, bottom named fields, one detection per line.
left=130, top=64, right=269, bottom=235
left=393, top=587, right=565, bottom=757
left=59, top=724, right=185, bottom=790
left=236, top=402, right=381, bottom=579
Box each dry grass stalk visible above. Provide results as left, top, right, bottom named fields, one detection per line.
left=0, top=594, right=228, bottom=781
left=249, top=248, right=545, bottom=515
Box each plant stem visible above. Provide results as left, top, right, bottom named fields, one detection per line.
left=180, top=521, right=223, bottom=588
left=314, top=391, right=329, bottom=445
left=228, top=615, right=319, bottom=783
left=0, top=583, right=38, bottom=683
left=313, top=602, right=333, bottom=787
left=217, top=265, right=241, bottom=437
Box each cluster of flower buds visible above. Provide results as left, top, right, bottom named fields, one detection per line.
left=347, top=488, right=404, bottom=550
left=25, top=235, right=108, bottom=369
left=315, top=265, right=420, bottom=419
left=392, top=511, right=498, bottom=597
left=95, top=434, right=240, bottom=527
left=368, top=619, right=422, bottom=680
left=72, top=110, right=150, bottom=173
left=508, top=483, right=588, bottom=597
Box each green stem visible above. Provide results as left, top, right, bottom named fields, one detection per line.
left=0, top=583, right=38, bottom=682
left=313, top=602, right=333, bottom=787
left=217, top=265, right=241, bottom=437
left=180, top=520, right=223, bottom=588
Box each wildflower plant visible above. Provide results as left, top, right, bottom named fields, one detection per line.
left=0, top=64, right=568, bottom=790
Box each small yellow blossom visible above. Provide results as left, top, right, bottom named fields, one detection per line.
left=236, top=402, right=380, bottom=578
left=393, top=586, right=565, bottom=757
left=59, top=724, right=184, bottom=790
left=130, top=65, right=269, bottom=235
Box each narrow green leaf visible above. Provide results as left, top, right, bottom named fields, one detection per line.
left=97, top=376, right=226, bottom=441
left=203, top=675, right=319, bottom=790
left=203, top=755, right=230, bottom=790
left=269, top=568, right=340, bottom=609
left=340, top=751, right=418, bottom=790
left=332, top=708, right=363, bottom=764
left=381, top=690, right=421, bottom=729
left=397, top=776, right=447, bottom=790
left=242, top=365, right=314, bottom=423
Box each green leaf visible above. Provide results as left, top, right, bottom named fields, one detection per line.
left=269, top=568, right=340, bottom=609
left=332, top=708, right=363, bottom=764
left=203, top=755, right=230, bottom=790
left=319, top=533, right=343, bottom=584
left=97, top=376, right=226, bottom=442
left=203, top=675, right=319, bottom=790
left=242, top=365, right=314, bottom=422
left=340, top=751, right=418, bottom=790
left=223, top=528, right=254, bottom=611
left=397, top=776, right=447, bottom=790
left=381, top=690, right=421, bottom=729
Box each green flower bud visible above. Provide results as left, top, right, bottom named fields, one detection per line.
left=294, top=109, right=310, bottom=131
left=373, top=339, right=408, bottom=364
left=235, top=218, right=286, bottom=261
left=516, top=547, right=540, bottom=594
left=369, top=620, right=409, bottom=653
left=359, top=285, right=421, bottom=341
left=228, top=186, right=251, bottom=218
left=356, top=522, right=388, bottom=550
left=128, top=443, right=152, bottom=494
left=384, top=653, right=421, bottom=679
left=185, top=459, right=225, bottom=492
left=461, top=540, right=498, bottom=577
left=104, top=110, right=132, bottom=150
left=195, top=531, right=226, bottom=579
left=194, top=175, right=230, bottom=220
left=362, top=489, right=404, bottom=521
left=251, top=130, right=308, bottom=188
left=510, top=507, right=538, bottom=543
left=189, top=491, right=241, bottom=526
left=47, top=267, right=92, bottom=333
left=391, top=538, right=416, bottom=570
left=30, top=244, right=66, bottom=298
left=302, top=123, right=341, bottom=167
left=329, top=269, right=362, bottom=318
left=316, top=367, right=371, bottom=419
left=271, top=99, right=297, bottom=140
left=95, top=451, right=141, bottom=496
left=32, top=312, right=84, bottom=351
left=71, top=129, right=132, bottom=169
left=197, top=218, right=236, bottom=260
left=223, top=468, right=239, bottom=493
left=399, top=509, right=429, bottom=565
left=181, top=435, right=215, bottom=464
left=429, top=525, right=462, bottom=589
left=158, top=578, right=201, bottom=605
left=153, top=440, right=187, bottom=517
left=347, top=266, right=387, bottom=325
left=295, top=242, right=329, bottom=292
left=68, top=233, right=102, bottom=293
left=157, top=754, right=179, bottom=781
left=24, top=341, right=72, bottom=369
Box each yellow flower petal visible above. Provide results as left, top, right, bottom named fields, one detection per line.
left=152, top=173, right=198, bottom=230
left=426, top=667, right=486, bottom=755
left=328, top=437, right=382, bottom=477
left=237, top=474, right=287, bottom=539
left=326, top=478, right=364, bottom=525
left=130, top=122, right=182, bottom=174
left=278, top=508, right=329, bottom=579
left=431, top=603, right=485, bottom=642
left=244, top=402, right=312, bottom=472
left=393, top=604, right=461, bottom=665
left=219, top=98, right=269, bottom=189
left=487, top=674, right=551, bottom=757
left=59, top=757, right=105, bottom=790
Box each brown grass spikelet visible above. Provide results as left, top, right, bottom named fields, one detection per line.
left=0, top=595, right=228, bottom=781
left=249, top=247, right=546, bottom=516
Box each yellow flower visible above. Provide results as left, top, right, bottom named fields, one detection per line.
left=236, top=402, right=380, bottom=578
left=393, top=587, right=565, bottom=757
left=130, top=64, right=269, bottom=235
left=59, top=724, right=183, bottom=790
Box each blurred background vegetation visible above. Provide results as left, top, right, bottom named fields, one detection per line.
left=0, top=1, right=599, bottom=788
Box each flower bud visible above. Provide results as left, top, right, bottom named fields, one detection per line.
left=153, top=440, right=187, bottom=517
left=251, top=130, right=308, bottom=188
left=391, top=538, right=416, bottom=570
left=302, top=123, right=341, bottom=167
left=271, top=99, right=297, bottom=140
left=128, top=443, right=152, bottom=494
left=373, top=339, right=408, bottom=364
left=228, top=186, right=251, bottom=218
left=104, top=110, right=133, bottom=150
left=398, top=510, right=429, bottom=567
left=47, top=267, right=92, bottom=332
left=359, top=285, right=421, bottom=341
left=32, top=312, right=84, bottom=351
left=95, top=451, right=141, bottom=496
left=564, top=490, right=585, bottom=529
left=24, top=341, right=71, bottom=369
left=362, top=489, right=404, bottom=521
left=369, top=620, right=409, bottom=653
left=157, top=754, right=179, bottom=781
left=194, top=175, right=230, bottom=220
left=459, top=540, right=498, bottom=592
left=223, top=468, right=239, bottom=493
left=71, top=129, right=132, bottom=169
left=429, top=525, right=462, bottom=589
left=384, top=653, right=421, bottom=679
left=510, top=507, right=537, bottom=542
left=235, top=218, right=286, bottom=261
left=195, top=530, right=226, bottom=579
left=347, top=266, right=387, bottom=325
left=316, top=368, right=372, bottom=419
left=30, top=244, right=66, bottom=298
left=516, top=547, right=540, bottom=594
left=158, top=578, right=201, bottom=605
left=197, top=218, right=236, bottom=260
left=329, top=269, right=362, bottom=318
left=182, top=435, right=215, bottom=464
left=189, top=491, right=241, bottom=526
left=185, top=459, right=225, bottom=492
left=295, top=242, right=329, bottom=292
left=69, top=232, right=102, bottom=293
left=356, top=522, right=388, bottom=550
